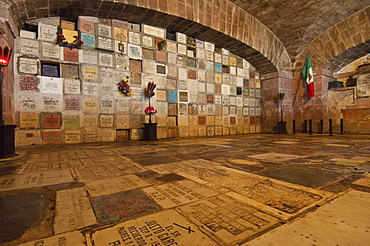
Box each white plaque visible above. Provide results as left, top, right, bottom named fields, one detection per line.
left=38, top=23, right=57, bottom=42
left=20, top=38, right=39, bottom=56
left=41, top=41, right=60, bottom=59
left=97, top=23, right=112, bottom=38
left=176, top=32, right=187, bottom=43
left=64, top=78, right=81, bottom=94
left=41, top=95, right=62, bottom=111
left=142, top=24, right=166, bottom=39
left=18, top=57, right=39, bottom=75
left=98, top=52, right=114, bottom=67
left=128, top=31, right=141, bottom=45
left=41, top=77, right=63, bottom=94
left=96, top=36, right=114, bottom=51
left=83, top=82, right=99, bottom=96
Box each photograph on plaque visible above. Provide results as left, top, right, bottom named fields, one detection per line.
left=83, top=98, right=99, bottom=111
left=168, top=103, right=177, bottom=115
left=156, top=90, right=167, bottom=101
left=114, top=27, right=128, bottom=42
left=156, top=64, right=166, bottom=75
left=128, top=44, right=142, bottom=60
left=64, top=96, right=80, bottom=111
left=18, top=57, right=39, bottom=75
left=168, top=91, right=178, bottom=102
left=97, top=36, right=114, bottom=51
left=98, top=52, right=114, bottom=67
left=179, top=91, right=188, bottom=102
left=156, top=102, right=167, bottom=115
left=81, top=32, right=95, bottom=47
left=19, top=75, right=39, bottom=92
left=179, top=103, right=188, bottom=115
left=100, top=114, right=114, bottom=128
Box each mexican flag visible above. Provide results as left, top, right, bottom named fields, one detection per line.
left=302, top=54, right=314, bottom=99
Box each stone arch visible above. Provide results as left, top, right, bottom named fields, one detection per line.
left=4, top=0, right=291, bottom=74
left=295, top=6, right=370, bottom=72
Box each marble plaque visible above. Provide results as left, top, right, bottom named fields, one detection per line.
left=83, top=98, right=99, bottom=111
left=63, top=115, right=80, bottom=129
left=0, top=170, right=74, bottom=191
left=128, top=44, right=142, bottom=59
left=101, top=84, right=114, bottom=98
left=64, top=130, right=81, bottom=144
left=18, top=57, right=39, bottom=74
left=41, top=95, right=62, bottom=111
left=167, top=53, right=177, bottom=64
left=81, top=32, right=95, bottom=47
left=38, top=23, right=57, bottom=42
left=63, top=47, right=79, bottom=62
left=143, top=180, right=218, bottom=209
left=112, top=19, right=128, bottom=29
left=96, top=36, right=114, bottom=51
left=97, top=23, right=112, bottom=38
left=100, top=128, right=115, bottom=142
left=204, top=41, right=215, bottom=51
left=15, top=231, right=85, bottom=246
left=60, top=64, right=79, bottom=79
left=54, top=187, right=97, bottom=234
left=142, top=24, right=166, bottom=39
left=82, top=65, right=98, bottom=81
left=84, top=128, right=99, bottom=142
left=84, top=115, right=99, bottom=127
left=142, top=35, right=153, bottom=48
left=117, top=98, right=130, bottom=112
left=86, top=175, right=150, bottom=197
left=79, top=19, right=95, bottom=34
left=19, top=112, right=39, bottom=128
left=18, top=94, right=38, bottom=111
left=100, top=114, right=114, bottom=127
left=64, top=96, right=80, bottom=111
left=83, top=82, right=99, bottom=96
left=64, top=79, right=81, bottom=94
left=167, top=40, right=177, bottom=53
left=20, top=38, right=39, bottom=56
left=81, top=49, right=98, bottom=64
left=176, top=32, right=187, bottom=43
left=19, top=75, right=39, bottom=91
left=177, top=43, right=187, bottom=55
left=41, top=41, right=60, bottom=59
left=20, top=30, right=36, bottom=39
left=128, top=31, right=141, bottom=45
left=116, top=115, right=130, bottom=128
left=91, top=210, right=219, bottom=246
left=99, top=52, right=114, bottom=67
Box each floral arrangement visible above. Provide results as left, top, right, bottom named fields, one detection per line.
left=55, top=31, right=84, bottom=49
left=145, top=106, right=157, bottom=114
left=117, top=76, right=132, bottom=97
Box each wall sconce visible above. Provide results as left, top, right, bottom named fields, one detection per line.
left=0, top=36, right=12, bottom=66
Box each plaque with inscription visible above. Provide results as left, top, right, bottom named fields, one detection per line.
left=41, top=64, right=59, bottom=77
left=116, top=98, right=130, bottom=112
left=114, top=27, right=128, bottom=42
left=128, top=31, right=141, bottom=45
left=176, top=32, right=187, bottom=43
left=81, top=32, right=95, bottom=47
left=60, top=64, right=79, bottom=79
left=61, top=29, right=79, bottom=44
left=96, top=36, right=114, bottom=51
left=112, top=19, right=128, bottom=29
left=98, top=52, right=114, bottom=67
left=63, top=47, right=79, bottom=62
left=100, top=114, right=114, bottom=127
left=97, top=23, right=112, bottom=38
left=19, top=112, right=39, bottom=128
left=116, top=115, right=129, bottom=128
left=41, top=95, right=62, bottom=111
left=42, top=113, right=61, bottom=129
left=79, top=19, right=95, bottom=34
left=41, top=77, right=63, bottom=94
left=63, top=115, right=80, bottom=129
left=19, top=75, right=39, bottom=91
left=18, top=57, right=39, bottom=75
left=61, top=20, right=75, bottom=30
left=85, top=128, right=99, bottom=142
left=142, top=24, right=166, bottom=39
left=100, top=128, right=115, bottom=142
left=63, top=79, right=81, bottom=94
left=43, top=130, right=62, bottom=144
left=20, top=38, right=39, bottom=56
left=64, top=96, right=80, bottom=111
left=128, top=44, right=142, bottom=60
left=84, top=115, right=99, bottom=127
left=83, top=98, right=99, bottom=111
left=18, top=95, right=39, bottom=111
left=54, top=187, right=97, bottom=234
left=82, top=65, right=98, bottom=81
left=38, top=23, right=57, bottom=42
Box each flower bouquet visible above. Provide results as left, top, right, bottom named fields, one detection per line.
left=144, top=82, right=157, bottom=123
left=117, top=76, right=132, bottom=97
left=56, top=31, right=84, bottom=50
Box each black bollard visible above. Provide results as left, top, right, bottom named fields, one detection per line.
left=309, top=119, right=313, bottom=135
left=319, top=119, right=323, bottom=134
left=329, top=119, right=333, bottom=136
left=293, top=120, right=296, bottom=134
left=340, top=119, right=344, bottom=134
left=303, top=120, right=307, bottom=133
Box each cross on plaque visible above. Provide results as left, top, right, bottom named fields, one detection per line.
left=173, top=223, right=195, bottom=233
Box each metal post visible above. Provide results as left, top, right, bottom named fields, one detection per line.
left=340, top=119, right=344, bottom=134
left=303, top=120, right=307, bottom=133
left=292, top=120, right=296, bottom=134
left=319, top=119, right=323, bottom=134
left=329, top=119, right=333, bottom=136
left=309, top=119, right=312, bottom=135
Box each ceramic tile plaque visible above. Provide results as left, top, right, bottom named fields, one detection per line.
left=19, top=112, right=39, bottom=128
left=20, top=38, right=39, bottom=56
left=54, top=187, right=97, bottom=234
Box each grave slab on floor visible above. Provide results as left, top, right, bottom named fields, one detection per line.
left=0, top=170, right=75, bottom=191
left=257, top=165, right=345, bottom=188
left=330, top=158, right=365, bottom=166
left=176, top=194, right=280, bottom=245
left=142, top=180, right=219, bottom=208
left=90, top=209, right=220, bottom=246
left=352, top=173, right=370, bottom=188
left=54, top=187, right=97, bottom=234
left=91, top=189, right=162, bottom=225
left=248, top=153, right=304, bottom=162
left=16, top=231, right=86, bottom=246
left=85, top=174, right=151, bottom=197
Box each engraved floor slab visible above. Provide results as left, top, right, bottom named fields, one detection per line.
left=0, top=170, right=75, bottom=191
left=90, top=209, right=220, bottom=246
left=91, top=189, right=162, bottom=225
left=176, top=195, right=280, bottom=245
left=85, top=174, right=151, bottom=197
left=325, top=143, right=351, bottom=147
left=54, top=187, right=97, bottom=234
left=258, top=166, right=345, bottom=188
left=330, top=158, right=366, bottom=166
left=16, top=161, right=70, bottom=174
left=248, top=153, right=304, bottom=162
left=16, top=231, right=86, bottom=246
left=352, top=173, right=370, bottom=188
left=147, top=159, right=222, bottom=175
left=142, top=180, right=219, bottom=208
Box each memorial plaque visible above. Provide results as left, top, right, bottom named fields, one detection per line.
left=20, top=38, right=39, bottom=56
left=64, top=96, right=80, bottom=111
left=41, top=64, right=59, bottom=77
left=156, top=64, right=166, bottom=75
left=82, top=65, right=98, bottom=81
left=112, top=19, right=128, bottom=29
left=204, top=41, right=215, bottom=51
left=130, top=59, right=142, bottom=72
left=99, top=52, right=114, bottom=67
left=18, top=57, right=39, bottom=75
left=177, top=43, right=187, bottom=55
left=19, top=75, right=39, bottom=91
left=100, top=114, right=114, bottom=127
left=177, top=195, right=280, bottom=245
left=43, top=130, right=62, bottom=144
left=157, top=102, right=167, bottom=115
left=79, top=19, right=95, bottom=34
left=167, top=53, right=177, bottom=64
left=116, top=115, right=130, bottom=128
left=18, top=130, right=42, bottom=146
left=97, top=23, right=112, bottom=38
left=168, top=91, right=178, bottom=102
left=176, top=32, right=187, bottom=43
left=41, top=41, right=60, bottom=59
left=167, top=40, right=177, bottom=53
left=117, top=98, right=130, bottom=112
left=62, top=29, right=78, bottom=43
left=63, top=115, right=80, bottom=129
left=81, top=49, right=98, bottom=64
left=64, top=79, right=81, bottom=94
left=12, top=231, right=85, bottom=246
left=54, top=187, right=97, bottom=234
left=86, top=175, right=150, bottom=197
left=143, top=60, right=156, bottom=73
left=100, top=67, right=114, bottom=83
left=83, top=82, right=99, bottom=96
left=96, top=36, right=114, bottom=51
left=20, top=30, right=37, bottom=39
left=142, top=35, right=153, bottom=48
left=142, top=48, right=154, bottom=60
left=84, top=128, right=99, bottom=142
left=128, top=44, right=142, bottom=59
left=131, top=101, right=142, bottom=114
left=143, top=180, right=218, bottom=209
left=63, top=47, right=79, bottom=62
left=155, top=50, right=166, bottom=63
left=83, top=98, right=99, bottom=111
left=18, top=95, right=39, bottom=111
left=142, top=24, right=166, bottom=39
left=61, top=64, right=79, bottom=79
left=38, top=23, right=57, bottom=42
left=42, top=113, right=61, bottom=129
left=19, top=112, right=39, bottom=128
left=100, top=128, right=115, bottom=142
left=64, top=130, right=81, bottom=144
left=100, top=84, right=114, bottom=98
left=84, top=115, right=99, bottom=127
left=128, top=31, right=141, bottom=45
left=41, top=95, right=62, bottom=111
left=114, top=27, right=128, bottom=42
left=81, top=32, right=95, bottom=47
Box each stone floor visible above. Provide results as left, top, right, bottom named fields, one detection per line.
left=0, top=133, right=369, bottom=246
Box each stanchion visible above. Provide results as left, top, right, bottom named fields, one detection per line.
left=329, top=119, right=333, bottom=136
left=303, top=120, right=307, bottom=133
left=292, top=120, right=296, bottom=134
left=319, top=119, right=323, bottom=134
left=340, top=119, right=344, bottom=134
left=309, top=119, right=313, bottom=135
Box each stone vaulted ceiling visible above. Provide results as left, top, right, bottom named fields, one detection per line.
left=2, top=0, right=370, bottom=73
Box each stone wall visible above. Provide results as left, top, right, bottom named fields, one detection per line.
left=13, top=16, right=262, bottom=146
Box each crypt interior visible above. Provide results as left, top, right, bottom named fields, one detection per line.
left=0, top=0, right=370, bottom=245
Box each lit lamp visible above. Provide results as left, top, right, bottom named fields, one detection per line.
left=0, top=35, right=16, bottom=158
left=277, top=92, right=287, bottom=134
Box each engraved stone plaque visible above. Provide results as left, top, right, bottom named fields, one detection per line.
left=142, top=24, right=166, bottom=39
left=64, top=96, right=80, bottom=111
left=97, top=23, right=112, bottom=38
left=41, top=95, right=62, bottom=111
left=19, top=112, right=39, bottom=128
left=63, top=47, right=79, bottom=62
left=176, top=32, right=187, bottom=43
left=82, top=65, right=98, bottom=81
left=79, top=19, right=95, bottom=34
left=38, top=23, right=57, bottom=42
left=20, top=38, right=39, bottom=56
left=96, top=36, right=114, bottom=51
left=100, top=128, right=115, bottom=142
left=128, top=31, right=141, bottom=45
left=64, top=79, right=81, bottom=94
left=63, top=115, right=80, bottom=129
left=61, top=64, right=79, bottom=79
left=19, top=75, right=39, bottom=91
left=18, top=57, right=39, bottom=75
left=116, top=115, right=129, bottom=128
left=85, top=128, right=99, bottom=142
left=81, top=49, right=98, bottom=64
left=43, top=130, right=62, bottom=144
left=100, top=114, right=114, bottom=127
left=81, top=32, right=95, bottom=47
left=83, top=98, right=99, bottom=111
